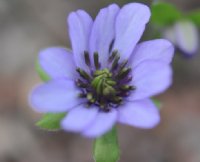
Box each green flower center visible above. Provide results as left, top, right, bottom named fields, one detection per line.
left=76, top=51, right=135, bottom=112
left=91, top=69, right=116, bottom=97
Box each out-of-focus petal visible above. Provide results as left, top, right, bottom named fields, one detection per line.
left=113, top=3, right=151, bottom=60
left=128, top=60, right=172, bottom=100
left=130, top=39, right=174, bottom=68
left=39, top=47, right=76, bottom=80
left=89, top=4, right=119, bottom=68
left=30, top=79, right=82, bottom=113
left=118, top=99, right=160, bottom=128
left=163, top=20, right=199, bottom=56
left=163, top=26, right=177, bottom=45
left=82, top=109, right=117, bottom=138
left=61, top=105, right=98, bottom=132
left=175, top=20, right=199, bottom=55
left=68, top=10, right=93, bottom=71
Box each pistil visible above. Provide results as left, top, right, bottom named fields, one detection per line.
left=76, top=51, right=135, bottom=111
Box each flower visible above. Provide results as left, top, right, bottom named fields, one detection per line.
left=30, top=3, right=174, bottom=138
left=163, top=20, right=199, bottom=57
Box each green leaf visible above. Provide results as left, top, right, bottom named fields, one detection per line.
left=93, top=126, right=120, bottom=162
left=186, top=10, right=200, bottom=27
left=36, top=113, right=66, bottom=131
left=152, top=99, right=162, bottom=110
left=151, top=2, right=181, bottom=26
left=35, top=61, right=50, bottom=82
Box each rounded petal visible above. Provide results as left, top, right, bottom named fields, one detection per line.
left=68, top=10, right=93, bottom=71
left=175, top=20, right=199, bottom=55
left=39, top=47, right=76, bottom=80
left=89, top=4, right=120, bottom=68
left=118, top=99, right=160, bottom=129
left=30, top=79, right=82, bottom=113
left=82, top=109, right=117, bottom=138
left=113, top=3, right=151, bottom=60
left=163, top=25, right=177, bottom=45
left=128, top=61, right=172, bottom=100
left=130, top=39, right=174, bottom=68
left=61, top=105, right=98, bottom=133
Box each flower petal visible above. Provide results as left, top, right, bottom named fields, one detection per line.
left=113, top=3, right=151, bottom=60
left=82, top=109, right=117, bottom=138
left=39, top=47, right=76, bottom=80
left=89, top=4, right=120, bottom=68
left=61, top=105, right=98, bottom=133
left=128, top=60, right=172, bottom=100
left=30, top=79, right=82, bottom=113
left=130, top=39, right=174, bottom=68
left=163, top=25, right=177, bottom=45
left=118, top=99, right=160, bottom=129
left=68, top=10, right=93, bottom=71
left=175, top=20, right=199, bottom=55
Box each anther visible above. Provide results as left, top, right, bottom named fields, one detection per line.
left=120, top=85, right=135, bottom=91
left=108, top=50, right=118, bottom=62
left=78, top=93, right=87, bottom=98
left=118, top=60, right=128, bottom=71
left=87, top=93, right=94, bottom=101
left=112, top=96, right=123, bottom=104
left=116, top=67, right=131, bottom=80
left=129, top=86, right=136, bottom=90
left=94, top=52, right=100, bottom=69
left=76, top=68, right=91, bottom=81
left=111, top=54, right=120, bottom=71
left=76, top=79, right=88, bottom=88
left=84, top=51, right=91, bottom=67
left=109, top=39, right=115, bottom=53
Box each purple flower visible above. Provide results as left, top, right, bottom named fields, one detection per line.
left=163, top=20, right=199, bottom=57
left=30, top=3, right=174, bottom=138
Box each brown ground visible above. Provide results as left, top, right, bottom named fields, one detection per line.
left=0, top=0, right=200, bottom=162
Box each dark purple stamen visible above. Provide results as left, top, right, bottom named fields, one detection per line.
left=76, top=51, right=135, bottom=112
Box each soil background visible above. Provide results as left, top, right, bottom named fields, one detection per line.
left=0, top=0, right=200, bottom=162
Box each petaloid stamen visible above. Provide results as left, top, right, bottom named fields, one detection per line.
left=110, top=54, right=120, bottom=71
left=119, top=85, right=136, bottom=91
left=76, top=50, right=135, bottom=112
left=118, top=60, right=128, bottom=71
left=94, top=52, right=100, bottom=69
left=112, top=96, right=123, bottom=104
left=109, top=39, right=115, bottom=53
left=115, top=67, right=131, bottom=80
left=76, top=68, right=91, bottom=81
left=76, top=79, right=88, bottom=88
left=108, top=50, right=118, bottom=62
left=84, top=51, right=91, bottom=67
left=87, top=93, right=95, bottom=103
left=78, top=93, right=87, bottom=98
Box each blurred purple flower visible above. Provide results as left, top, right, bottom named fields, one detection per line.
left=163, top=20, right=199, bottom=57
left=30, top=3, right=174, bottom=138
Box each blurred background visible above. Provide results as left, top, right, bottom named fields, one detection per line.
left=0, top=0, right=200, bottom=162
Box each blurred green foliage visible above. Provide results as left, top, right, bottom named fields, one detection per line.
left=94, top=127, right=119, bottom=162
left=186, top=10, right=200, bottom=26
left=36, top=113, right=66, bottom=131
left=151, top=2, right=200, bottom=28
left=35, top=61, right=50, bottom=82
left=151, top=2, right=181, bottom=26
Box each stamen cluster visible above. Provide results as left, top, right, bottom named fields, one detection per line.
left=76, top=51, right=135, bottom=112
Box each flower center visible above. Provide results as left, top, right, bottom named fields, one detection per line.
left=76, top=51, right=135, bottom=112
left=91, top=68, right=115, bottom=96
